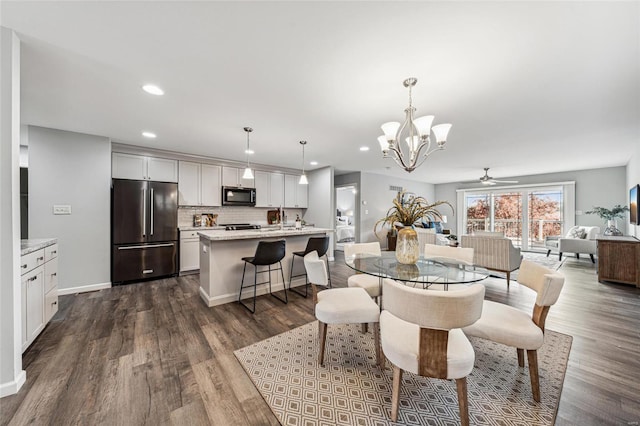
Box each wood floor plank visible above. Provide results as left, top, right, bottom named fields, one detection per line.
left=2, top=252, right=639, bottom=425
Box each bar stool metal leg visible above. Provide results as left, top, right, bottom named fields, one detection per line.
left=289, top=254, right=309, bottom=297
left=270, top=261, right=288, bottom=304
left=238, top=262, right=257, bottom=314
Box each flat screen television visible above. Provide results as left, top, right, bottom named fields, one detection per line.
left=631, top=185, right=639, bottom=225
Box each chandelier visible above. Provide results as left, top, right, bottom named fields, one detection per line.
left=378, top=78, right=451, bottom=173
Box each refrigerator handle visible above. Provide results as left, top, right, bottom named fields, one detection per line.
left=142, top=188, right=147, bottom=237
left=150, top=188, right=154, bottom=235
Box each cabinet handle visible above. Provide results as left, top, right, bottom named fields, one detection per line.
left=142, top=269, right=154, bottom=274
left=52, top=273, right=57, bottom=277
left=37, top=256, right=44, bottom=261
left=53, top=301, right=58, bottom=305
left=29, top=276, right=37, bottom=282
left=21, top=264, right=27, bottom=269
left=51, top=251, right=57, bottom=255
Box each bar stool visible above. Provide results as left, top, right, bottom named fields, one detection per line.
left=239, top=240, right=288, bottom=313
left=289, top=235, right=331, bottom=297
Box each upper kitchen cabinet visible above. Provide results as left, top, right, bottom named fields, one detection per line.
left=222, top=166, right=255, bottom=188
left=112, top=153, right=178, bottom=182
left=178, top=161, right=221, bottom=206
left=284, top=174, right=308, bottom=208
left=255, top=171, right=284, bottom=208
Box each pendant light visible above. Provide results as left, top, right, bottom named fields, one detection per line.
left=242, top=127, right=254, bottom=180
left=299, top=141, right=308, bottom=185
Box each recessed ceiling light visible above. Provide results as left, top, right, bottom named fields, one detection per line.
left=360, top=146, right=370, bottom=151
left=142, top=131, right=157, bottom=138
left=310, top=161, right=318, bottom=166
left=142, top=84, right=164, bottom=96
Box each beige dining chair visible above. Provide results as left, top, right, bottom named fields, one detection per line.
left=380, top=278, right=485, bottom=425
left=423, top=243, right=474, bottom=266
left=462, top=260, right=565, bottom=402
left=344, top=242, right=383, bottom=301
left=304, top=251, right=382, bottom=367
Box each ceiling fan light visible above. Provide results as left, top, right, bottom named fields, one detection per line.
left=431, top=123, right=452, bottom=143
left=413, top=115, right=434, bottom=137
left=381, top=122, right=401, bottom=141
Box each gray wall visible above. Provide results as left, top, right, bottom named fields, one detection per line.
left=28, top=126, right=111, bottom=291
left=0, top=27, right=23, bottom=396
left=359, top=172, right=435, bottom=247
left=305, top=166, right=334, bottom=257
left=435, top=166, right=628, bottom=235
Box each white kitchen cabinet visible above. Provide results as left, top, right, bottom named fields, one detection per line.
left=180, top=230, right=200, bottom=273
left=179, top=161, right=222, bottom=206
left=284, top=174, right=308, bottom=208
left=201, top=164, right=222, bottom=206
left=255, top=171, right=284, bottom=208
left=112, top=153, right=178, bottom=182
left=21, top=243, right=58, bottom=352
left=222, top=166, right=254, bottom=188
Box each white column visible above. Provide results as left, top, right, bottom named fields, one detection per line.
left=0, top=27, right=25, bottom=397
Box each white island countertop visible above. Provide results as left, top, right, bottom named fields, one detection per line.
left=198, top=227, right=333, bottom=242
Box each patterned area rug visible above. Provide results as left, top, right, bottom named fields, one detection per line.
left=235, top=322, right=572, bottom=425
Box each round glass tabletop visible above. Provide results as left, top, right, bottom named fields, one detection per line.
left=345, top=251, right=488, bottom=289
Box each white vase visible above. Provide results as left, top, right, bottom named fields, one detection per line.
left=604, top=219, right=622, bottom=236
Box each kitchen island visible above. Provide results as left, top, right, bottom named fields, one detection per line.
left=198, top=227, right=333, bottom=307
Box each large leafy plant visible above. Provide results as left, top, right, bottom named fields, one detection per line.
left=586, top=205, right=629, bottom=221
left=374, top=191, right=453, bottom=236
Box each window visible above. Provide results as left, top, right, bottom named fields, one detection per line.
left=457, top=182, right=575, bottom=251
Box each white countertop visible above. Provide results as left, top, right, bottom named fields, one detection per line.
left=198, top=227, right=333, bottom=241
left=21, top=238, right=57, bottom=256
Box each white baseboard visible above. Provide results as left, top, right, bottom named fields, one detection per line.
left=199, top=279, right=306, bottom=308
left=0, top=370, right=26, bottom=398
left=57, top=281, right=112, bottom=296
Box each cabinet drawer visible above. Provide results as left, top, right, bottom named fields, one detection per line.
left=44, top=287, right=59, bottom=322
left=181, top=230, right=200, bottom=239
left=44, top=257, right=59, bottom=293
left=45, top=244, right=59, bottom=261
left=21, top=249, right=45, bottom=275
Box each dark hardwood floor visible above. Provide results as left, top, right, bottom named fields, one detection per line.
left=1, top=252, right=639, bottom=425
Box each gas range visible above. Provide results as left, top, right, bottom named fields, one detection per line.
left=221, top=223, right=262, bottom=231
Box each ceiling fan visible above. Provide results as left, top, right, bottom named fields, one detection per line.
left=478, top=168, right=518, bottom=185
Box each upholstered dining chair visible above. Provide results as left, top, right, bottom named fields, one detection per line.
left=380, top=278, right=485, bottom=425
left=303, top=251, right=382, bottom=367
left=343, top=242, right=383, bottom=302
left=462, top=260, right=565, bottom=402
left=423, top=243, right=474, bottom=265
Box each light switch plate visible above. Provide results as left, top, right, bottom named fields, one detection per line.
left=53, top=205, right=72, bottom=215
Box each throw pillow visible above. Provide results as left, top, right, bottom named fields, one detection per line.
left=569, top=227, right=586, bottom=239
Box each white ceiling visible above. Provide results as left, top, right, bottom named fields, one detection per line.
left=2, top=1, right=639, bottom=184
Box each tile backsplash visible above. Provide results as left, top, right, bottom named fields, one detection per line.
left=178, top=206, right=303, bottom=228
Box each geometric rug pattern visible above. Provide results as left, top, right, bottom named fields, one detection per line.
left=235, top=321, right=572, bottom=425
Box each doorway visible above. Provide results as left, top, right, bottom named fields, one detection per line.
left=335, top=185, right=358, bottom=251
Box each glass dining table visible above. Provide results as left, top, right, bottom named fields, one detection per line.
left=345, top=251, right=489, bottom=290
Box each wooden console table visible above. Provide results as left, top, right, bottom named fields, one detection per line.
left=597, top=236, right=640, bottom=287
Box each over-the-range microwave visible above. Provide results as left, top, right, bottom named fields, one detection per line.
left=222, top=186, right=256, bottom=206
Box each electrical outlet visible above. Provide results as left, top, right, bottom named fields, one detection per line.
left=53, top=205, right=71, bottom=215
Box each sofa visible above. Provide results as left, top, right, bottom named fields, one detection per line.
left=544, top=226, right=600, bottom=263
left=460, top=234, right=522, bottom=286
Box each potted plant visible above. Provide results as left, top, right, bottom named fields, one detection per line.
left=375, top=191, right=453, bottom=264
left=586, top=204, right=629, bottom=236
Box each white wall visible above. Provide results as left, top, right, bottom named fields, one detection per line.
left=435, top=166, right=627, bottom=235
left=0, top=27, right=25, bottom=397
left=28, top=126, right=111, bottom=292
left=627, top=144, right=640, bottom=238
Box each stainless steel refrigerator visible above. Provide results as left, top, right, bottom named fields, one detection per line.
left=112, top=179, right=178, bottom=284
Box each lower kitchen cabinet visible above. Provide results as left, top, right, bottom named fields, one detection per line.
left=180, top=230, right=200, bottom=273
left=21, top=242, right=58, bottom=352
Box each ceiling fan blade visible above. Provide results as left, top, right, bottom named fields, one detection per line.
left=492, top=179, right=519, bottom=184
left=481, top=180, right=497, bottom=185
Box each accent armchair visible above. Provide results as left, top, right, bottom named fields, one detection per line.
left=460, top=235, right=522, bottom=286
left=544, top=226, right=600, bottom=263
